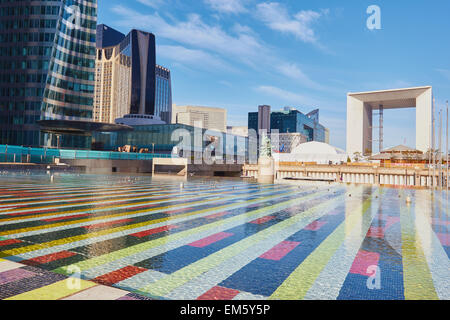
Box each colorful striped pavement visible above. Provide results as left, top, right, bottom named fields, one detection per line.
left=0, top=173, right=448, bottom=300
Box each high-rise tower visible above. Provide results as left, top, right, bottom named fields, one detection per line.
left=0, top=0, right=97, bottom=147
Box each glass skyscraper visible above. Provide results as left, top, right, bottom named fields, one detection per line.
left=94, top=25, right=172, bottom=124
left=248, top=106, right=328, bottom=143
left=0, top=0, right=97, bottom=147
left=155, top=64, right=172, bottom=124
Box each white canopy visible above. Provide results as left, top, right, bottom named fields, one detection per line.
left=274, top=141, right=348, bottom=164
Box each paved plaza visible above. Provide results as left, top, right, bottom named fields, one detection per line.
left=0, top=173, right=448, bottom=300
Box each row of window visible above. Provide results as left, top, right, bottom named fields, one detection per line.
left=43, top=88, right=93, bottom=106
left=47, top=76, right=94, bottom=94
left=0, top=32, right=56, bottom=43
left=0, top=114, right=41, bottom=125
left=0, top=46, right=52, bottom=57
left=0, top=60, right=49, bottom=71
left=59, top=20, right=96, bottom=42
left=0, top=101, right=42, bottom=112
left=0, top=5, right=60, bottom=17
left=54, top=47, right=95, bottom=68
left=48, top=60, right=95, bottom=81
left=41, top=101, right=92, bottom=119
left=0, top=18, right=57, bottom=30
left=0, top=73, right=47, bottom=84
left=0, top=87, right=44, bottom=98
left=0, top=129, right=41, bottom=147
left=54, top=33, right=96, bottom=56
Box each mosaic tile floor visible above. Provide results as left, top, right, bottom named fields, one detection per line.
left=0, top=173, right=448, bottom=300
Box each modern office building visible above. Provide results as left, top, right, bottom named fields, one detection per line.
left=155, top=64, right=172, bottom=124
left=269, top=132, right=307, bottom=153
left=172, top=104, right=227, bottom=132
left=227, top=126, right=248, bottom=137
left=91, top=123, right=248, bottom=162
left=248, top=106, right=328, bottom=143
left=0, top=1, right=97, bottom=147
left=93, top=25, right=172, bottom=124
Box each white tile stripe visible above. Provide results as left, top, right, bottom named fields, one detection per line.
left=163, top=191, right=353, bottom=300
left=0, top=185, right=270, bottom=224
left=0, top=184, right=265, bottom=215
left=11, top=188, right=314, bottom=261
left=1, top=188, right=288, bottom=237
left=303, top=188, right=382, bottom=300
left=0, top=184, right=269, bottom=207
left=79, top=188, right=341, bottom=280
left=413, top=190, right=450, bottom=300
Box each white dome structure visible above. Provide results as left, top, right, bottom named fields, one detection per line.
left=291, top=141, right=346, bottom=155
left=274, top=141, right=348, bottom=164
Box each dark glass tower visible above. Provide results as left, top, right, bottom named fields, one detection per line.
left=0, top=1, right=62, bottom=146
left=95, top=25, right=171, bottom=123
left=0, top=0, right=97, bottom=147
left=128, top=30, right=156, bottom=116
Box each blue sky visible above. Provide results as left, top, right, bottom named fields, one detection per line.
left=98, top=0, right=450, bottom=150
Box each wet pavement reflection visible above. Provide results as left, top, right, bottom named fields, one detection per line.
left=0, top=173, right=448, bottom=300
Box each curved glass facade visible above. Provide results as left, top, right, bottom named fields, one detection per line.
left=42, top=0, right=97, bottom=122
left=0, top=1, right=63, bottom=146
left=0, top=0, right=97, bottom=147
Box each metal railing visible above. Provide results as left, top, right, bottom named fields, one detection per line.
left=0, top=145, right=173, bottom=164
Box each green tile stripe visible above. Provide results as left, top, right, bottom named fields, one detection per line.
left=0, top=186, right=294, bottom=255
left=0, top=184, right=285, bottom=237
left=137, top=191, right=349, bottom=297
left=53, top=187, right=336, bottom=276
left=269, top=188, right=378, bottom=300
left=400, top=192, right=439, bottom=300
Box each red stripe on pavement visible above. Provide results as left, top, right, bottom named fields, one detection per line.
left=130, top=225, right=178, bottom=238
left=204, top=211, right=232, bottom=219
left=197, top=286, right=240, bottom=300
left=24, top=251, right=77, bottom=265
left=0, top=239, right=22, bottom=246
left=188, top=232, right=233, bottom=248
left=93, top=266, right=147, bottom=286
left=260, top=241, right=300, bottom=261
left=249, top=216, right=275, bottom=225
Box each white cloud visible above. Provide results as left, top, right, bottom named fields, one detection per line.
left=157, top=45, right=237, bottom=72
left=255, top=2, right=327, bottom=44
left=204, top=0, right=247, bottom=14
left=110, top=4, right=336, bottom=93
left=136, top=0, right=164, bottom=9
left=111, top=6, right=264, bottom=66
left=276, top=63, right=323, bottom=90
left=255, top=85, right=319, bottom=105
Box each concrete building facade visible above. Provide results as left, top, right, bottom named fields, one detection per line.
left=227, top=126, right=248, bottom=137
left=172, top=105, right=227, bottom=132
left=346, top=86, right=432, bottom=156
